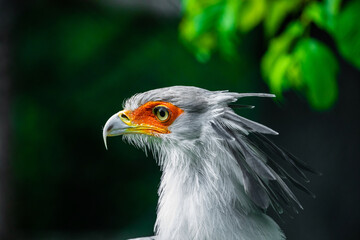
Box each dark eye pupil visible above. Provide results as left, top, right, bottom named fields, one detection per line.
left=154, top=106, right=168, bottom=120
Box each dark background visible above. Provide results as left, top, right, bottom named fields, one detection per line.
left=0, top=0, right=359, bottom=239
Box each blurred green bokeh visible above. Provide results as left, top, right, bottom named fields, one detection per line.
left=180, top=0, right=360, bottom=110
left=6, top=0, right=360, bottom=239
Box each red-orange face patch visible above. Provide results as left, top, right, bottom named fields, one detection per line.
left=127, top=101, right=184, bottom=134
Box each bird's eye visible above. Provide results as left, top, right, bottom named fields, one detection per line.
left=153, top=106, right=170, bottom=122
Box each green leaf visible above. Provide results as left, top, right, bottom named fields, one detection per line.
left=293, top=38, right=339, bottom=110
left=218, top=0, right=239, bottom=33
left=333, top=0, right=360, bottom=69
left=262, top=21, right=305, bottom=78
left=217, top=0, right=240, bottom=56
left=264, top=0, right=302, bottom=36
left=180, top=2, right=222, bottom=41
left=303, top=2, right=327, bottom=29
left=237, top=0, right=266, bottom=32
left=323, top=0, right=342, bottom=32
left=325, top=0, right=342, bottom=15
left=303, top=0, right=342, bottom=33
left=180, top=1, right=223, bottom=61
left=268, top=54, right=292, bottom=97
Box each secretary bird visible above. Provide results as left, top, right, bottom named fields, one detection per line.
left=103, top=86, right=316, bottom=240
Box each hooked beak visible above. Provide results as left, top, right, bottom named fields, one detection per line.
left=103, top=110, right=131, bottom=150
left=103, top=108, right=171, bottom=150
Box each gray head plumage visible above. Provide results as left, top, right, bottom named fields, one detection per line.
left=122, top=86, right=276, bottom=141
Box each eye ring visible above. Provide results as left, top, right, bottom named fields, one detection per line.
left=153, top=105, right=170, bottom=122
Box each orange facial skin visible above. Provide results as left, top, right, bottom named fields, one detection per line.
left=121, top=101, right=184, bottom=136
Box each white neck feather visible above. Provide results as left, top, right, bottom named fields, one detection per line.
left=153, top=137, right=285, bottom=240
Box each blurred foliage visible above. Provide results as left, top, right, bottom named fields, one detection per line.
left=180, top=0, right=360, bottom=110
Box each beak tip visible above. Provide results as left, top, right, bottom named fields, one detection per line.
left=103, top=112, right=128, bottom=150
left=103, top=128, right=109, bottom=150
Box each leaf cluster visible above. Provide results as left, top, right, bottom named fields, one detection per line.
left=180, top=0, right=360, bottom=110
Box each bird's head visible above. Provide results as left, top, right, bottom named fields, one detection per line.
left=103, top=86, right=262, bottom=151
left=103, top=86, right=243, bottom=150
left=102, top=85, right=278, bottom=157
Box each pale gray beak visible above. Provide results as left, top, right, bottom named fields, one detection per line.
left=103, top=111, right=130, bottom=150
